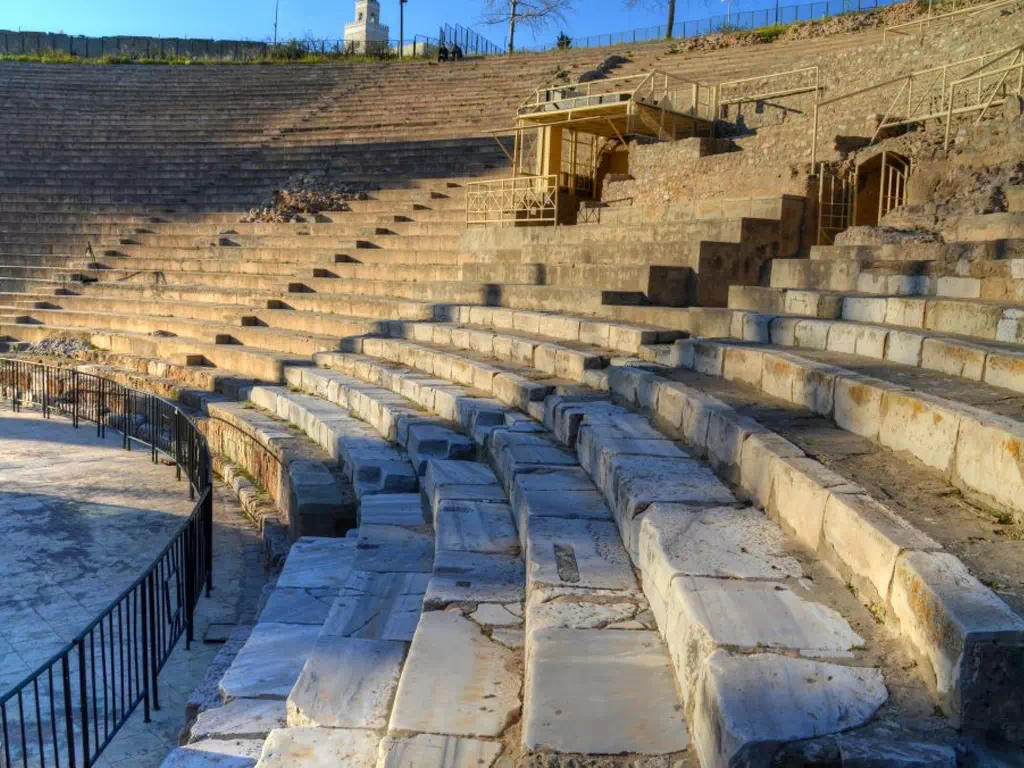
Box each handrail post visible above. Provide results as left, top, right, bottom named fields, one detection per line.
left=140, top=580, right=151, bottom=723
left=77, top=640, right=90, bottom=767
left=148, top=572, right=160, bottom=711
left=205, top=487, right=214, bottom=596
left=62, top=654, right=77, bottom=768
left=185, top=518, right=195, bottom=649
left=72, top=368, right=79, bottom=428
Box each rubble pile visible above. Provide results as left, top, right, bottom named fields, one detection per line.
left=242, top=174, right=377, bottom=223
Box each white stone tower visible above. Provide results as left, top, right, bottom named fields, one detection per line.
left=344, top=0, right=390, bottom=48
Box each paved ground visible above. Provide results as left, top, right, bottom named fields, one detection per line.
left=0, top=407, right=267, bottom=767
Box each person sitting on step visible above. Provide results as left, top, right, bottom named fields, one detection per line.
left=437, top=43, right=449, bottom=62
left=451, top=43, right=464, bottom=61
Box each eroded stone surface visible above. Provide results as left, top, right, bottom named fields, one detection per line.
left=275, top=537, right=357, bottom=589
left=258, top=587, right=337, bottom=625
left=323, top=571, right=427, bottom=642
left=523, top=628, right=689, bottom=754
left=436, top=500, right=520, bottom=555
left=255, top=727, right=379, bottom=768
left=638, top=504, right=802, bottom=595
left=162, top=739, right=265, bottom=768
left=354, top=523, right=434, bottom=573
left=526, top=517, right=638, bottom=592
left=287, top=636, right=405, bottom=729
left=218, top=623, right=321, bottom=701
left=692, top=652, right=887, bottom=768
left=188, top=699, right=287, bottom=743
left=376, top=734, right=504, bottom=768
left=388, top=611, right=520, bottom=738
left=425, top=551, right=525, bottom=608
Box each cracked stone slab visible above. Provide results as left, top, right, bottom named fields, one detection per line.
left=275, top=537, right=356, bottom=590
left=436, top=499, right=520, bottom=555
left=161, top=739, right=265, bottom=768
left=669, top=577, right=863, bottom=656
left=254, top=727, right=379, bottom=768
left=354, top=523, right=434, bottom=573
left=425, top=550, right=525, bottom=608
left=526, top=591, right=638, bottom=633
left=524, top=628, right=689, bottom=754
left=258, top=588, right=337, bottom=625
left=691, top=651, right=887, bottom=768
left=430, top=483, right=509, bottom=516
left=377, top=734, right=504, bottom=767
left=638, top=504, right=802, bottom=596
left=358, top=493, right=428, bottom=527
left=425, top=459, right=501, bottom=497
left=323, top=571, right=427, bottom=642
left=188, top=699, right=287, bottom=743
left=470, top=603, right=524, bottom=627
left=218, top=623, right=321, bottom=701
left=287, top=636, right=406, bottom=729
left=492, top=430, right=578, bottom=486
left=607, top=455, right=736, bottom=522
left=388, top=611, right=521, bottom=738
left=509, top=468, right=613, bottom=531
left=526, top=517, right=638, bottom=592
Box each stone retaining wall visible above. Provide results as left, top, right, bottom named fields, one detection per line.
left=0, top=30, right=269, bottom=59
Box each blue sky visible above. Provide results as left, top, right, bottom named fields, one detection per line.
left=0, top=0, right=771, bottom=49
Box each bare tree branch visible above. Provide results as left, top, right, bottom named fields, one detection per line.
left=481, top=0, right=576, bottom=53
left=623, top=0, right=678, bottom=38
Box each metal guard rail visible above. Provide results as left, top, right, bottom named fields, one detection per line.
left=518, top=71, right=717, bottom=123
left=466, top=175, right=559, bottom=226
left=810, top=45, right=1024, bottom=162
left=884, top=0, right=1023, bottom=39
left=0, top=358, right=213, bottom=768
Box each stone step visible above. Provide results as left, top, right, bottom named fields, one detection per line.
left=769, top=256, right=1024, bottom=301
left=311, top=348, right=963, bottom=762
left=729, top=286, right=1024, bottom=345
left=294, top=352, right=694, bottom=757
left=809, top=239, right=1024, bottom=263
left=682, top=337, right=1024, bottom=519
left=947, top=212, right=1024, bottom=242
left=200, top=399, right=356, bottom=537
left=720, top=305, right=1024, bottom=396
left=609, top=360, right=1024, bottom=745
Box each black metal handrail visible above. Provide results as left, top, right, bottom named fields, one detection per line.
left=0, top=358, right=214, bottom=768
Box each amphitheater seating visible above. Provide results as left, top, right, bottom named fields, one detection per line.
left=3, top=17, right=1024, bottom=767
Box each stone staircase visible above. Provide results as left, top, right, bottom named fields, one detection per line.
left=3, top=14, right=1024, bottom=768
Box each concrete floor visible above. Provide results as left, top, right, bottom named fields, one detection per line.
left=0, top=407, right=267, bottom=767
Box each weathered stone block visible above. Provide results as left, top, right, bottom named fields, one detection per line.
left=387, top=612, right=520, bottom=738
left=218, top=623, right=321, bottom=701
left=690, top=652, right=887, bottom=768
left=286, top=636, right=405, bottom=729
left=821, top=492, right=940, bottom=603
left=889, top=551, right=1024, bottom=741
left=953, top=410, right=1024, bottom=517
left=376, top=734, right=503, bottom=768
left=255, top=727, right=378, bottom=768
left=523, top=628, right=689, bottom=754
left=525, top=517, right=637, bottom=591
left=637, top=504, right=800, bottom=598
left=878, top=391, right=962, bottom=473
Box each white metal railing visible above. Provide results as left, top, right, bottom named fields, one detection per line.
left=884, top=0, right=1023, bottom=40
left=466, top=174, right=559, bottom=227
left=517, top=70, right=717, bottom=123
left=717, top=66, right=822, bottom=108
left=811, top=45, right=1024, bottom=162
